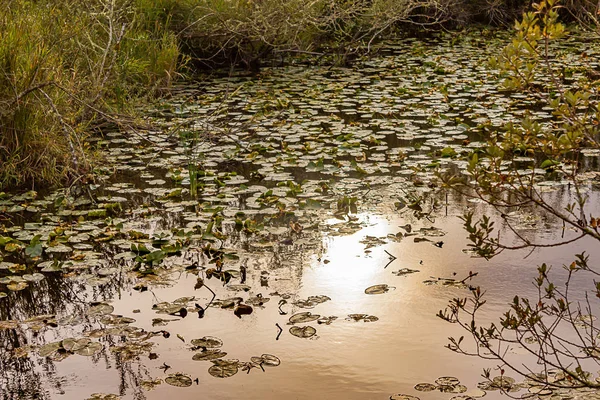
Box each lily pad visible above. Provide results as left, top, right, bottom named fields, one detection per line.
left=62, top=337, right=91, bottom=352
left=293, top=295, right=331, bottom=308
left=7, top=281, right=28, bottom=291
left=87, top=303, right=114, bottom=316
left=165, top=373, right=193, bottom=387
left=39, top=341, right=63, bottom=357
left=86, top=394, right=120, bottom=400
left=0, top=320, right=18, bottom=329
left=365, top=284, right=393, bottom=294
left=346, top=314, right=379, bottom=322
left=208, top=360, right=239, bottom=378
left=289, top=325, right=316, bottom=338
left=190, top=336, right=223, bottom=348
left=192, top=349, right=227, bottom=361
left=414, top=383, right=437, bottom=392
left=140, top=379, right=162, bottom=391
left=75, top=341, right=103, bottom=356
left=392, top=268, right=420, bottom=276
left=250, top=354, right=281, bottom=367
left=436, top=376, right=461, bottom=386
left=289, top=312, right=321, bottom=324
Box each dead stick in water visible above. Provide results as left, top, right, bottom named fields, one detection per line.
left=383, top=249, right=397, bottom=269
left=275, top=323, right=283, bottom=340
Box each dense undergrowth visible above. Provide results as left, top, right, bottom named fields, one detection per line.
left=0, top=0, right=181, bottom=189
left=1, top=0, right=599, bottom=189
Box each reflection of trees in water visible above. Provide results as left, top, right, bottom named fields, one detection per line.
left=0, top=271, right=134, bottom=399
left=0, top=331, right=55, bottom=400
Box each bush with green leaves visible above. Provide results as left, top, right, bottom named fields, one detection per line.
left=439, top=0, right=600, bottom=390
left=0, top=0, right=183, bottom=188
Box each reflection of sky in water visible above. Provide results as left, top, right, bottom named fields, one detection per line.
left=39, top=204, right=600, bottom=400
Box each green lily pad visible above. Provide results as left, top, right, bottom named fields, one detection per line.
left=22, top=273, right=45, bottom=282
left=39, top=341, right=63, bottom=357
left=4, top=242, right=22, bottom=252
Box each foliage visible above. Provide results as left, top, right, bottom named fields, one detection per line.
left=440, top=0, right=600, bottom=391
left=0, top=0, right=183, bottom=188
left=175, top=0, right=535, bottom=68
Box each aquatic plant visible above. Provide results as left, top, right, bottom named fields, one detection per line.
left=0, top=0, right=183, bottom=188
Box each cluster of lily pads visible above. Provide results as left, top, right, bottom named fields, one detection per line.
left=1, top=31, right=599, bottom=398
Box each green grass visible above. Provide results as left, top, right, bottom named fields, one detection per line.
left=0, top=0, right=183, bottom=189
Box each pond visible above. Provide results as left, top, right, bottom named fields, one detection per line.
left=2, top=31, right=600, bottom=400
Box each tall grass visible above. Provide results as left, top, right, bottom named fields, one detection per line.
left=0, top=0, right=183, bottom=189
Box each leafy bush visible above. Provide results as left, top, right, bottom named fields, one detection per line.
left=0, top=0, right=182, bottom=188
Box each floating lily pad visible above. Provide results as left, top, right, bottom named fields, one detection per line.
left=246, top=295, right=270, bottom=306
left=86, top=394, right=120, bottom=400
left=440, top=384, right=468, bottom=393
left=289, top=325, right=316, bottom=338
left=87, top=303, right=114, bottom=316
left=528, top=387, right=552, bottom=395
left=39, top=341, right=63, bottom=357
left=0, top=320, right=18, bottom=329
left=192, top=349, right=227, bottom=361
left=317, top=316, right=338, bottom=325
left=165, top=373, right=193, bottom=387
left=463, top=388, right=486, bottom=398
left=436, top=376, right=461, bottom=386
left=390, top=395, right=420, bottom=400
left=75, top=341, right=103, bottom=356
left=293, top=295, right=331, bottom=308
left=392, top=268, right=420, bottom=276
left=250, top=354, right=281, bottom=367
left=365, top=284, right=392, bottom=294
left=208, top=359, right=239, bottom=378
left=62, top=337, right=91, bottom=352
left=414, top=383, right=437, bottom=392
left=289, top=312, right=320, bottom=324
left=6, top=281, right=28, bottom=291
left=140, top=379, right=162, bottom=391
left=347, top=314, right=379, bottom=322
left=190, top=336, right=223, bottom=348
left=22, top=273, right=45, bottom=282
